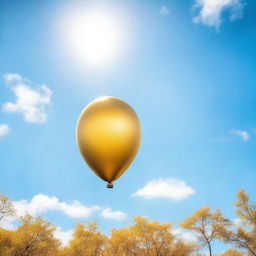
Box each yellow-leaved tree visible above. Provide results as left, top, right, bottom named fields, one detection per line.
left=217, top=249, right=245, bottom=256
left=9, top=214, right=60, bottom=256
left=133, top=216, right=175, bottom=256
left=1, top=189, right=255, bottom=256
left=105, top=226, right=139, bottom=256
left=218, top=190, right=256, bottom=256
left=61, top=222, right=106, bottom=256
left=180, top=206, right=230, bottom=256
left=105, top=216, right=196, bottom=256
left=0, top=228, right=14, bottom=256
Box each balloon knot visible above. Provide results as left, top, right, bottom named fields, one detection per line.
left=107, top=182, right=113, bottom=189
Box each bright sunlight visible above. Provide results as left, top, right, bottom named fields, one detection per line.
left=64, top=7, right=122, bottom=66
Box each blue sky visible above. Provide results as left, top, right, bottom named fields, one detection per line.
left=0, top=0, right=256, bottom=251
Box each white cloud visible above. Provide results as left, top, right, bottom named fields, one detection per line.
left=193, top=0, right=244, bottom=29
left=12, top=194, right=127, bottom=220
left=173, top=228, right=196, bottom=242
left=54, top=227, right=73, bottom=247
left=0, top=194, right=127, bottom=236
left=0, top=216, right=17, bottom=230
left=0, top=124, right=10, bottom=137
left=101, top=207, right=127, bottom=221
left=160, top=6, right=170, bottom=16
left=2, top=74, right=52, bottom=123
left=133, top=178, right=195, bottom=201
left=13, top=194, right=100, bottom=219
left=231, top=129, right=249, bottom=141
left=3, top=73, right=24, bottom=83
left=233, top=218, right=241, bottom=225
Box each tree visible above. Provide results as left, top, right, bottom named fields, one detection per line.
left=217, top=249, right=245, bottom=256
left=62, top=222, right=106, bottom=256
left=169, top=239, right=197, bottom=256
left=10, top=214, right=60, bottom=256
left=0, top=193, right=15, bottom=222
left=0, top=228, right=15, bottom=256
left=133, top=216, right=175, bottom=256
left=105, top=226, right=140, bottom=256
left=2, top=190, right=256, bottom=256
left=218, top=190, right=256, bottom=256
left=105, top=216, right=196, bottom=256
left=180, top=206, right=230, bottom=256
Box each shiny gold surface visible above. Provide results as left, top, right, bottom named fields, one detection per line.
left=76, top=97, right=141, bottom=185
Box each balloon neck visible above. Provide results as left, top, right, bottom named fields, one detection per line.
left=107, top=182, right=113, bottom=189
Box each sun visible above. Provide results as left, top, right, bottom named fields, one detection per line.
left=64, top=8, right=122, bottom=66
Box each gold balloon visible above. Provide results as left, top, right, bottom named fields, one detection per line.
left=76, top=96, right=141, bottom=188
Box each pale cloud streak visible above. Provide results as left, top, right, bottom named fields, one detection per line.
left=230, top=129, right=249, bottom=141
left=3, top=73, right=24, bottom=83
left=101, top=207, right=127, bottom=221
left=133, top=178, right=195, bottom=201
left=160, top=6, right=170, bottom=16
left=193, top=0, right=244, bottom=29
left=2, top=73, right=52, bottom=123
left=0, top=124, right=10, bottom=137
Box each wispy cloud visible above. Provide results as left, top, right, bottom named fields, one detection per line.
left=192, top=0, right=244, bottom=29
left=230, top=129, right=249, bottom=141
left=2, top=73, right=52, bottom=123
left=3, top=73, right=24, bottom=83
left=0, top=124, right=10, bottom=137
left=133, top=178, right=195, bottom=201
left=160, top=5, right=170, bottom=16
left=101, top=207, right=127, bottom=221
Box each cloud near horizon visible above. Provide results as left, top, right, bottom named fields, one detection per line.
left=13, top=194, right=100, bottom=219
left=2, top=73, right=52, bottom=123
left=0, top=193, right=127, bottom=244
left=173, top=228, right=196, bottom=242
left=193, top=0, right=244, bottom=29
left=54, top=227, right=73, bottom=247
left=11, top=194, right=126, bottom=221
left=133, top=178, right=195, bottom=201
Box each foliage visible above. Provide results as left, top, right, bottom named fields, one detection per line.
left=0, top=214, right=60, bottom=256
left=217, top=249, right=245, bottom=256
left=218, top=190, right=256, bottom=256
left=0, top=190, right=255, bottom=256
left=180, top=206, right=230, bottom=256
left=105, top=216, right=196, bottom=256
left=62, top=222, right=106, bottom=256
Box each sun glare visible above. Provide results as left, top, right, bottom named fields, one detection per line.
left=64, top=8, right=122, bottom=66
